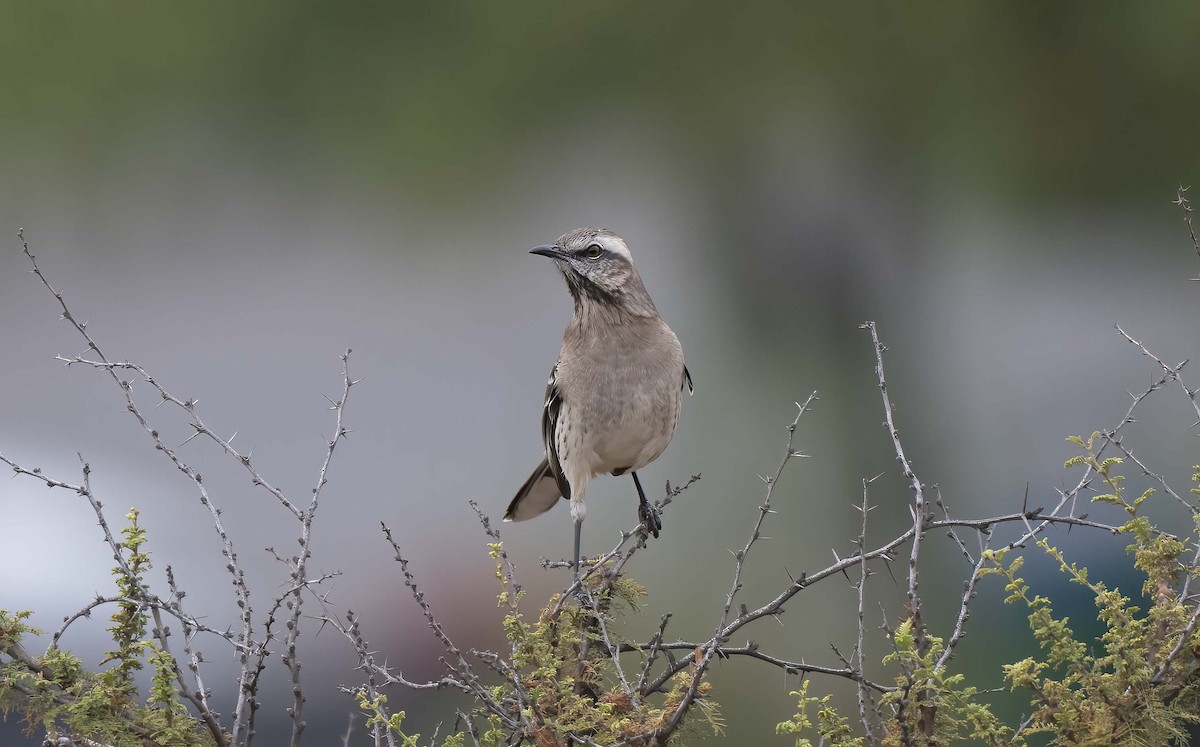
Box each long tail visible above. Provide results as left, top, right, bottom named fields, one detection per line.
left=504, top=457, right=567, bottom=521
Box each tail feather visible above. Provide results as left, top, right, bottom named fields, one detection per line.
left=505, top=457, right=566, bottom=521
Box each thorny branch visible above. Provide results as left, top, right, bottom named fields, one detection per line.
left=0, top=454, right=256, bottom=655
left=335, top=338, right=1157, bottom=747
left=5, top=231, right=353, bottom=746
left=6, top=221, right=1200, bottom=747
left=281, top=349, right=357, bottom=745
left=478, top=306, right=1186, bottom=743
left=332, top=375, right=1149, bottom=745
left=863, top=319, right=941, bottom=741
left=861, top=322, right=928, bottom=646
left=653, top=392, right=819, bottom=742
left=18, top=229, right=262, bottom=742
left=1176, top=185, right=1200, bottom=274
left=855, top=476, right=882, bottom=745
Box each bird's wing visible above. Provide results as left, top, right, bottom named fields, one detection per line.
left=683, top=364, right=694, bottom=394
left=541, top=363, right=572, bottom=499
left=504, top=457, right=561, bottom=520
left=504, top=364, right=571, bottom=521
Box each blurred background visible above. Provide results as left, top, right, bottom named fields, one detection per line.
left=3, top=3, right=1200, bottom=744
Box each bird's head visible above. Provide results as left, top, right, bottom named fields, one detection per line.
left=530, top=228, right=656, bottom=317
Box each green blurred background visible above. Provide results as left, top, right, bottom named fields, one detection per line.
left=3, top=3, right=1200, bottom=744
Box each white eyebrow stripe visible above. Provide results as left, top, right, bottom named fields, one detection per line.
left=598, top=234, right=632, bottom=261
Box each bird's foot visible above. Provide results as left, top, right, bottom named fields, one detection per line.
left=570, top=581, right=591, bottom=606
left=567, top=567, right=596, bottom=608
left=638, top=500, right=662, bottom=539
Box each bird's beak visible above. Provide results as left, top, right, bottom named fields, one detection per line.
left=530, top=244, right=565, bottom=259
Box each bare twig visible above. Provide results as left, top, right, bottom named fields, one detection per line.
left=934, top=526, right=992, bottom=673
left=718, top=393, right=818, bottom=641
left=165, top=566, right=226, bottom=745
left=653, top=393, right=818, bottom=743
left=17, top=230, right=264, bottom=744
left=381, top=523, right=522, bottom=730
left=634, top=613, right=672, bottom=700
left=862, top=322, right=929, bottom=648
left=1116, top=323, right=1200, bottom=434
left=281, top=349, right=357, bottom=745
left=856, top=475, right=881, bottom=744
left=1175, top=185, right=1200, bottom=274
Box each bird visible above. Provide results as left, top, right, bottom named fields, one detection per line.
left=504, top=227, right=692, bottom=582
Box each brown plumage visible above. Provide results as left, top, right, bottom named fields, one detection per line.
left=505, top=228, right=692, bottom=579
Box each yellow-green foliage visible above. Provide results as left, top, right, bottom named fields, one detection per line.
left=356, top=691, right=429, bottom=747
left=0, top=510, right=218, bottom=746
left=491, top=544, right=722, bottom=745
left=0, top=609, right=42, bottom=721
left=103, top=508, right=152, bottom=694
left=780, top=433, right=1199, bottom=747
left=777, top=679, right=864, bottom=747
left=8, top=434, right=1200, bottom=747
left=982, top=435, right=1200, bottom=746
left=775, top=601, right=1019, bottom=746
left=360, top=544, right=723, bottom=746
left=874, top=621, right=1017, bottom=747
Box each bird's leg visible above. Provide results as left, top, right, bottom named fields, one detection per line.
left=571, top=517, right=596, bottom=604
left=632, top=471, right=661, bottom=538
left=568, top=499, right=592, bottom=604
left=573, top=517, right=583, bottom=582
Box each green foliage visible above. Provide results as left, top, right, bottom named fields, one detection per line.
left=0, top=609, right=41, bottom=721
left=356, top=691, right=424, bottom=747
left=978, top=436, right=1200, bottom=746
left=489, top=543, right=722, bottom=745
left=102, top=508, right=151, bottom=695
left=355, top=543, right=724, bottom=746
left=780, top=432, right=1199, bottom=747
left=356, top=689, right=516, bottom=747
left=0, top=610, right=36, bottom=651
left=6, top=440, right=1199, bottom=746
left=876, top=620, right=1018, bottom=747
left=0, top=510, right=219, bottom=746
left=777, top=679, right=864, bottom=747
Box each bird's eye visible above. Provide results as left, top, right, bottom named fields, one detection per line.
left=581, top=243, right=603, bottom=259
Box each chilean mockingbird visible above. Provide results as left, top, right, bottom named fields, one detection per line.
left=504, top=227, right=692, bottom=580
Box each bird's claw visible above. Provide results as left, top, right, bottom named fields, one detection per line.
left=571, top=583, right=591, bottom=605
left=638, top=500, right=662, bottom=539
